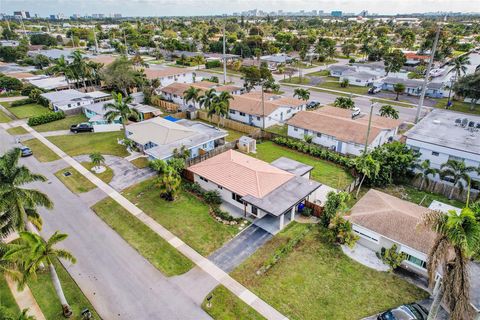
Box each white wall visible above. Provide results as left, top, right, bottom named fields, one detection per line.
left=93, top=123, right=123, bottom=132
left=158, top=72, right=196, bottom=87
left=229, top=104, right=305, bottom=128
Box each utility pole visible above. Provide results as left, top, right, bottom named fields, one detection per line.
left=93, top=28, right=99, bottom=54
left=223, top=22, right=227, bottom=84
left=415, top=20, right=441, bottom=123
left=18, top=16, right=29, bottom=45
left=364, top=103, right=376, bottom=153
left=261, top=83, right=265, bottom=130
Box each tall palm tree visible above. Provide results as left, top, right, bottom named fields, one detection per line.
left=440, top=160, right=475, bottom=199
left=198, top=88, right=217, bottom=110
left=49, top=55, right=72, bottom=89
left=415, top=160, right=439, bottom=190
left=104, top=92, right=140, bottom=131
left=379, top=105, right=399, bottom=119
left=293, top=88, right=310, bottom=101
left=422, top=207, right=480, bottom=320
left=447, top=55, right=471, bottom=104
left=183, top=86, right=201, bottom=107
left=0, top=148, right=53, bottom=234
left=353, top=153, right=380, bottom=198
left=208, top=91, right=232, bottom=127
left=69, top=50, right=89, bottom=90
left=5, top=232, right=76, bottom=318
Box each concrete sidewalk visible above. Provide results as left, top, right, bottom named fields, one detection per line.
left=5, top=276, right=46, bottom=320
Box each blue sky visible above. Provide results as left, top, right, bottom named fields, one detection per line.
left=1, top=0, right=479, bottom=17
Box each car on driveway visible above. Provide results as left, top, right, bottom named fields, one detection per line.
left=377, top=303, right=428, bottom=320
left=368, top=86, right=382, bottom=94
left=352, top=106, right=361, bottom=117
left=19, top=146, right=33, bottom=157
left=306, top=101, right=321, bottom=109
left=70, top=123, right=94, bottom=133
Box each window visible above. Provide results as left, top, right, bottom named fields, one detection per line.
left=229, top=110, right=235, bottom=114
left=239, top=112, right=246, bottom=116
left=304, top=129, right=309, bottom=134
left=353, top=229, right=378, bottom=242
left=287, top=109, right=291, bottom=113
left=256, top=116, right=261, bottom=121
left=293, top=127, right=298, bottom=132
left=199, top=176, right=208, bottom=183
left=251, top=206, right=258, bottom=215
left=231, top=192, right=243, bottom=203
left=410, top=146, right=420, bottom=153
left=405, top=254, right=427, bottom=269
left=449, top=155, right=464, bottom=162
left=432, top=151, right=439, bottom=156
left=217, top=185, right=223, bottom=190
left=316, top=132, right=322, bottom=138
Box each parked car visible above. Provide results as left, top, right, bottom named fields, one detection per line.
left=368, top=86, right=382, bottom=94
left=19, top=146, right=33, bottom=157
left=377, top=303, right=428, bottom=320
left=306, top=101, right=320, bottom=109
left=352, top=107, right=361, bottom=118
left=70, top=123, right=94, bottom=133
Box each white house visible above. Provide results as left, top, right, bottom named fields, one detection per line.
left=339, top=70, right=379, bottom=87
left=228, top=91, right=306, bottom=128
left=287, top=106, right=401, bottom=156
left=143, top=67, right=197, bottom=88
left=328, top=65, right=356, bottom=77
left=41, top=89, right=111, bottom=114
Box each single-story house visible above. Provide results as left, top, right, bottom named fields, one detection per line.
left=346, top=189, right=436, bottom=276
left=143, top=67, right=197, bottom=88
left=81, top=99, right=123, bottom=132
left=27, top=48, right=77, bottom=61
left=26, top=75, right=71, bottom=91
left=125, top=117, right=227, bottom=160
left=339, top=70, right=379, bottom=87
left=228, top=91, right=306, bottom=128
left=352, top=61, right=387, bottom=76
left=328, top=65, right=356, bottom=77
left=188, top=150, right=321, bottom=234
left=41, top=89, right=111, bottom=114
left=381, top=77, right=444, bottom=98
left=260, top=53, right=294, bottom=69
left=287, top=106, right=401, bottom=156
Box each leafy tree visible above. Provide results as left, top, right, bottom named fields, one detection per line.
left=101, top=56, right=143, bottom=96
left=453, top=72, right=480, bottom=110
left=341, top=42, right=356, bottom=57
left=383, top=49, right=406, bottom=75
left=333, top=96, right=354, bottom=109
left=393, top=83, right=405, bottom=101
left=0, top=45, right=27, bottom=63
left=183, top=86, right=201, bottom=106
left=353, top=153, right=380, bottom=198
left=30, top=34, right=57, bottom=46
left=414, top=160, right=439, bottom=190
left=340, top=79, right=349, bottom=88
left=240, top=64, right=273, bottom=92
left=379, top=105, right=399, bottom=119
left=440, top=160, right=475, bottom=199
left=293, top=88, right=310, bottom=101
left=104, top=92, right=140, bottom=131
left=321, top=191, right=350, bottom=227
left=0, top=75, right=23, bottom=91
left=316, top=37, right=336, bottom=60
left=327, top=213, right=358, bottom=248
left=28, top=89, right=43, bottom=103
left=378, top=244, right=407, bottom=271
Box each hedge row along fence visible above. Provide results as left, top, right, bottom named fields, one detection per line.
left=27, top=111, right=65, bottom=126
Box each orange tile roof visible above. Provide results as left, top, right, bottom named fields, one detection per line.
left=160, top=82, right=241, bottom=97
left=5, top=72, right=35, bottom=79
left=143, top=67, right=189, bottom=80
left=188, top=150, right=294, bottom=198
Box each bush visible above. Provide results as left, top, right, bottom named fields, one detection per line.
left=27, top=111, right=65, bottom=126
left=203, top=190, right=222, bottom=206
left=349, top=58, right=356, bottom=63
left=377, top=244, right=407, bottom=271
left=10, top=98, right=35, bottom=107
left=212, top=206, right=238, bottom=222
left=183, top=182, right=204, bottom=196
left=205, top=60, right=221, bottom=69
left=21, top=85, right=38, bottom=96
left=327, top=214, right=358, bottom=248
left=300, top=207, right=312, bottom=217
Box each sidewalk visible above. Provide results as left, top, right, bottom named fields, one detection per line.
left=21, top=123, right=288, bottom=320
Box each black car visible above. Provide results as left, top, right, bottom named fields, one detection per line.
left=70, top=123, right=94, bottom=133
left=19, top=146, right=33, bottom=157
left=306, top=101, right=320, bottom=109
left=377, top=303, right=428, bottom=320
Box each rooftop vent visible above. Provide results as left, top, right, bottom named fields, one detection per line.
left=433, top=120, right=441, bottom=124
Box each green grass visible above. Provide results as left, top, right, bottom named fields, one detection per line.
left=6, top=103, right=50, bottom=119
left=253, top=141, right=353, bottom=189
left=23, top=139, right=61, bottom=162
left=0, top=275, right=20, bottom=316
left=6, top=126, right=28, bottom=135
left=54, top=167, right=96, bottom=193
left=131, top=157, right=150, bottom=168
left=316, top=77, right=370, bottom=95
left=433, top=98, right=480, bottom=115
left=279, top=77, right=310, bottom=85
left=370, top=98, right=414, bottom=108
left=27, top=259, right=99, bottom=320
left=34, top=114, right=88, bottom=132
left=92, top=198, right=194, bottom=276
left=0, top=109, right=12, bottom=123
left=306, top=70, right=330, bottom=77
left=123, top=179, right=240, bottom=255
left=202, top=285, right=265, bottom=320
left=291, top=61, right=318, bottom=69
left=381, top=184, right=465, bottom=208
left=265, top=124, right=287, bottom=136
left=231, top=222, right=428, bottom=320
left=81, top=162, right=114, bottom=184
left=47, top=131, right=129, bottom=157
left=209, top=67, right=243, bottom=76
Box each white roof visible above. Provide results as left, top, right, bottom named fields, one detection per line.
left=428, top=200, right=461, bottom=214
left=41, top=89, right=87, bottom=103
left=28, top=76, right=69, bottom=90
left=126, top=117, right=197, bottom=146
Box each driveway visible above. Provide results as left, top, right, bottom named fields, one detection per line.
left=208, top=225, right=272, bottom=272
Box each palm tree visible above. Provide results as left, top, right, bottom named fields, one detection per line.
left=353, top=153, right=380, bottom=198
left=192, top=55, right=204, bottom=70
left=150, top=162, right=181, bottom=201
left=69, top=50, right=89, bottom=90
left=440, top=160, right=475, bottom=199
left=422, top=207, right=480, bottom=320
left=104, top=92, right=140, bottom=131
left=183, top=86, right=201, bottom=107
left=0, top=148, right=53, bottom=234
left=393, top=83, right=405, bottom=101
left=379, top=105, right=399, bottom=119
left=415, top=160, right=439, bottom=190
left=198, top=88, right=217, bottom=110
left=89, top=153, right=105, bottom=171
left=5, top=231, right=76, bottom=318
left=447, top=55, right=471, bottom=104
left=49, top=55, right=72, bottom=89
left=293, top=88, right=310, bottom=101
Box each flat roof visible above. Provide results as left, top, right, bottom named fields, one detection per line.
left=405, top=109, right=480, bottom=156
left=270, top=157, right=313, bottom=177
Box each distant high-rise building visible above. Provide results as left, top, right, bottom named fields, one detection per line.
left=71, top=13, right=81, bottom=19
left=359, top=10, right=368, bottom=17
left=113, top=13, right=122, bottom=18
left=331, top=11, right=342, bottom=17
left=13, top=11, right=30, bottom=19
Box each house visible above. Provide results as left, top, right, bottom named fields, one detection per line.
left=228, top=91, right=306, bottom=128
left=403, top=52, right=430, bottom=67
left=405, top=109, right=480, bottom=183
left=188, top=150, right=321, bottom=234
left=125, top=117, right=227, bottom=160
left=352, top=61, right=387, bottom=76
left=328, top=65, right=356, bottom=77
left=26, top=75, right=71, bottom=91
left=381, top=77, right=444, bottom=98
left=287, top=106, right=401, bottom=155
left=27, top=48, right=76, bottom=61
left=128, top=102, right=162, bottom=121
left=143, top=67, right=197, bottom=87
left=339, top=70, right=379, bottom=87
left=41, top=89, right=111, bottom=114
left=260, top=53, right=293, bottom=69
left=346, top=189, right=436, bottom=276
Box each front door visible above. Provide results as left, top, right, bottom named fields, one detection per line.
left=337, top=141, right=343, bottom=153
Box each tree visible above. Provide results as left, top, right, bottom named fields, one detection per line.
left=393, top=83, right=405, bottom=101
left=316, top=37, right=336, bottom=60
left=453, top=72, right=480, bottom=110
left=69, top=50, right=89, bottom=89
left=89, top=153, right=105, bottom=171
left=151, top=162, right=181, bottom=201
left=192, top=55, right=204, bottom=70
left=0, top=75, right=23, bottom=91
left=183, top=86, right=201, bottom=107
left=448, top=55, right=470, bottom=80
left=104, top=92, right=140, bottom=131
left=30, top=34, right=57, bottom=46
left=383, top=49, right=406, bottom=75
left=293, top=88, right=310, bottom=101
left=5, top=231, right=76, bottom=318
left=379, top=105, right=399, bottom=119
left=48, top=55, right=72, bottom=89
left=353, top=153, right=380, bottom=198
left=333, top=97, right=355, bottom=109
left=208, top=91, right=232, bottom=127
left=340, top=79, right=349, bottom=88
left=101, top=56, right=142, bottom=96
left=341, top=42, right=356, bottom=57
left=0, top=148, right=53, bottom=234
left=322, top=191, right=350, bottom=227
left=240, top=64, right=273, bottom=92
left=422, top=207, right=480, bottom=320
left=440, top=160, right=475, bottom=199
left=415, top=160, right=439, bottom=190
left=198, top=88, right=217, bottom=111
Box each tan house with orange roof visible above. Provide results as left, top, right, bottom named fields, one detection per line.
left=143, top=67, right=196, bottom=87
left=228, top=91, right=306, bottom=128
left=287, top=106, right=401, bottom=155
left=188, top=150, right=320, bottom=233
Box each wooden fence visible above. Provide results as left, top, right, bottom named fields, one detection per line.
left=197, top=111, right=261, bottom=135
left=305, top=201, right=323, bottom=217
left=185, top=141, right=237, bottom=167
left=412, top=177, right=479, bottom=203
left=151, top=98, right=180, bottom=112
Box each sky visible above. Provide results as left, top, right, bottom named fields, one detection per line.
left=1, top=0, right=479, bottom=17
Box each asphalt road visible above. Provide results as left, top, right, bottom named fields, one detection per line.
left=0, top=130, right=210, bottom=320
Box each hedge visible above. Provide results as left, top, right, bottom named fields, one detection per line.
left=27, top=111, right=65, bottom=126
left=205, top=60, right=221, bottom=69
left=11, top=98, right=36, bottom=107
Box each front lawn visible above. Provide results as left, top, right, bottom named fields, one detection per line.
left=82, top=162, right=114, bottom=184
left=306, top=70, right=330, bottom=77
left=6, top=126, right=28, bottom=135
left=92, top=198, right=194, bottom=276
left=123, top=179, right=240, bottom=255
left=130, top=157, right=150, bottom=169
left=47, top=131, right=129, bottom=157
left=230, top=223, right=428, bottom=320
left=253, top=141, right=353, bottom=189
left=34, top=114, right=88, bottom=132
left=0, top=109, right=11, bottom=123
left=432, top=98, right=480, bottom=115
left=316, top=77, right=370, bottom=95
left=279, top=77, right=310, bottom=85
left=6, top=103, right=50, bottom=119
left=54, top=167, right=96, bottom=194
left=22, top=138, right=61, bottom=162
left=202, top=285, right=265, bottom=320
left=28, top=259, right=99, bottom=320
left=0, top=275, right=20, bottom=316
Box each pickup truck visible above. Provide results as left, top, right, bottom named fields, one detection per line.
left=70, top=123, right=94, bottom=133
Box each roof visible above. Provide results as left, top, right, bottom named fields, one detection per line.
left=347, top=189, right=436, bottom=254
left=5, top=72, right=35, bottom=79
left=260, top=54, right=293, bottom=64
left=405, top=109, right=480, bottom=156
left=341, top=70, right=378, bottom=80
left=270, top=157, right=313, bottom=176
left=160, top=82, right=241, bottom=97
left=28, top=48, right=76, bottom=60
left=382, top=77, right=443, bottom=90
left=404, top=52, right=430, bottom=60
left=230, top=92, right=305, bottom=117
left=41, top=89, right=87, bottom=103
left=188, top=150, right=294, bottom=198
left=287, top=106, right=401, bottom=145
left=27, top=76, right=69, bottom=90
left=128, top=103, right=162, bottom=115
left=83, top=100, right=112, bottom=116
left=87, top=54, right=117, bottom=65
left=329, top=65, right=355, bottom=72
left=143, top=67, right=190, bottom=80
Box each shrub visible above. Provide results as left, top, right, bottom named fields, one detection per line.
left=300, top=207, right=312, bottom=217
left=212, top=206, right=238, bottom=222
left=204, top=190, right=222, bottom=206
left=11, top=98, right=35, bottom=107
left=303, top=134, right=313, bottom=143
left=377, top=244, right=407, bottom=271
left=183, top=182, right=204, bottom=196
left=327, top=214, right=358, bottom=248
left=349, top=58, right=356, bottom=63
left=27, top=111, right=65, bottom=126
left=205, top=60, right=221, bottom=69
left=21, top=85, right=38, bottom=96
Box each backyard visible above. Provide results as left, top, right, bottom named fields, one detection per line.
left=253, top=140, right=353, bottom=190
left=122, top=179, right=241, bottom=255
left=432, top=97, right=480, bottom=115
left=33, top=114, right=88, bottom=132
left=229, top=223, right=428, bottom=320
